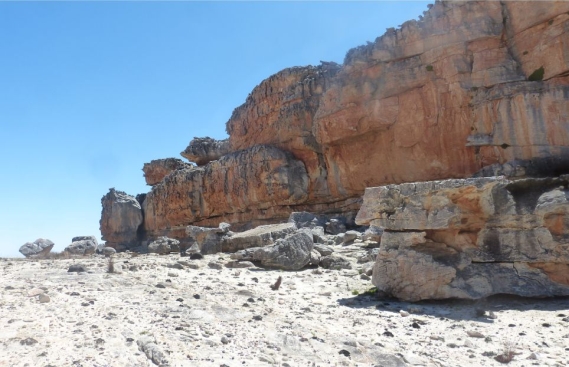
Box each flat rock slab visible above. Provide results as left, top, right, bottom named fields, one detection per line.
left=357, top=176, right=569, bottom=301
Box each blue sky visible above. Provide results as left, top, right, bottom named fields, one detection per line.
left=0, top=1, right=430, bottom=257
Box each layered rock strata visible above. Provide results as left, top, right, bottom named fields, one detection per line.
left=105, top=1, right=569, bottom=252
left=356, top=176, right=569, bottom=301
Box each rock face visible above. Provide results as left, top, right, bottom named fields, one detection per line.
left=142, top=158, right=191, bottom=186
left=180, top=137, right=231, bottom=166
left=100, top=189, right=143, bottom=251
left=103, top=1, right=569, bottom=251
left=143, top=145, right=309, bottom=235
left=19, top=239, right=54, bottom=258
left=356, top=176, right=569, bottom=301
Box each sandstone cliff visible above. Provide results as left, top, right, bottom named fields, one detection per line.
left=102, top=0, right=569, bottom=244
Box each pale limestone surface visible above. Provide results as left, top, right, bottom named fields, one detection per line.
left=1, top=252, right=568, bottom=367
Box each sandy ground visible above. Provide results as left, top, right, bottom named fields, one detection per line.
left=1, top=251, right=568, bottom=367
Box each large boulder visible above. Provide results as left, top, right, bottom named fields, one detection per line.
left=148, top=237, right=180, bottom=255
left=222, top=223, right=297, bottom=253
left=100, top=189, right=143, bottom=251
left=230, top=231, right=314, bottom=270
left=180, top=137, right=231, bottom=166
left=19, top=238, right=54, bottom=258
left=356, top=176, right=569, bottom=301
left=186, top=222, right=231, bottom=255
left=142, top=158, right=191, bottom=186
left=64, top=236, right=98, bottom=256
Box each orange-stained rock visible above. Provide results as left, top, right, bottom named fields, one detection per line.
left=356, top=176, right=569, bottom=301
left=143, top=145, right=309, bottom=234
left=107, top=1, right=569, bottom=249
left=221, top=0, right=569, bottom=203
left=142, top=158, right=191, bottom=186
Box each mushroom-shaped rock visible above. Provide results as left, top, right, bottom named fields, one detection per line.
left=19, top=238, right=55, bottom=258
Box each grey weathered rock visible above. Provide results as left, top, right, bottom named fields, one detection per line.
left=343, top=230, right=360, bottom=243
left=230, top=231, right=314, bottom=270
left=362, top=226, right=383, bottom=243
left=68, top=264, right=88, bottom=273
left=186, top=222, right=231, bottom=255
left=288, top=212, right=323, bottom=229
left=65, top=236, right=98, bottom=256
left=100, top=188, right=143, bottom=251
left=319, top=255, right=352, bottom=270
left=309, top=250, right=321, bottom=266
left=142, top=158, right=191, bottom=186
left=19, top=238, right=54, bottom=258
left=313, top=244, right=334, bottom=257
left=325, top=218, right=346, bottom=235
left=137, top=336, right=169, bottom=366
left=225, top=261, right=255, bottom=269
left=180, top=137, right=231, bottom=166
left=356, top=176, right=569, bottom=301
left=102, top=247, right=117, bottom=257
left=148, top=237, right=180, bottom=255
left=222, top=223, right=297, bottom=252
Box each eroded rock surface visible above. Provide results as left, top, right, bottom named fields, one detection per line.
left=100, top=189, right=143, bottom=251
left=180, top=137, right=230, bottom=166
left=19, top=239, right=54, bottom=258
left=142, top=158, right=191, bottom=186
left=356, top=176, right=569, bottom=301
left=143, top=145, right=308, bottom=235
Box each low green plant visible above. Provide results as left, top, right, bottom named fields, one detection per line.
left=528, top=66, right=545, bottom=81
left=426, top=65, right=434, bottom=72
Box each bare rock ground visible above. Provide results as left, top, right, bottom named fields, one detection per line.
left=1, top=252, right=568, bottom=367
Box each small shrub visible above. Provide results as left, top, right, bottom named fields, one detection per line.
left=500, top=143, right=510, bottom=149
left=351, top=290, right=360, bottom=295
left=494, top=339, right=518, bottom=364
left=107, top=256, right=115, bottom=273
left=528, top=66, right=545, bottom=81
left=548, top=19, right=554, bottom=25
left=522, top=51, right=528, bottom=55
left=426, top=65, right=434, bottom=72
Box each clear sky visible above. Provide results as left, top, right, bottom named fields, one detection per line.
left=0, top=1, right=430, bottom=258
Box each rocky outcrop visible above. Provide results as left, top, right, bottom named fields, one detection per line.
left=19, top=239, right=54, bottom=258
left=100, top=189, right=143, bottom=251
left=181, top=137, right=231, bottom=166
left=356, top=176, right=569, bottom=301
left=142, top=158, right=191, bottom=186
left=143, top=145, right=309, bottom=235
left=103, top=1, right=569, bottom=251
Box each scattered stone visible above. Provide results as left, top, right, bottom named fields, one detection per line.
left=270, top=276, right=282, bottom=291
left=225, top=261, right=255, bottom=268
left=20, top=338, right=38, bottom=346
left=38, top=294, right=50, bottom=303
left=68, top=264, right=88, bottom=273
left=467, top=330, right=485, bottom=338
left=319, top=255, right=352, bottom=270
left=208, top=262, right=223, bottom=270
left=137, top=336, right=169, bottom=366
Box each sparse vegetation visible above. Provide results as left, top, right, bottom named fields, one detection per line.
left=426, top=65, right=434, bottom=72
left=107, top=256, right=115, bottom=273
left=351, top=290, right=360, bottom=295
left=494, top=339, right=518, bottom=364
left=528, top=66, right=545, bottom=81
